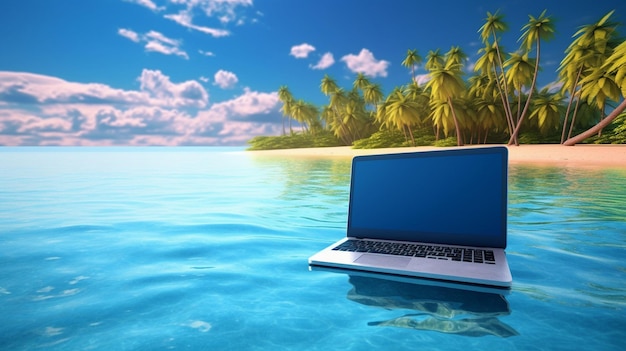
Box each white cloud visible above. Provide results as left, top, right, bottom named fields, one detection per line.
left=145, top=31, right=179, bottom=47
left=199, top=76, right=210, bottom=83
left=199, top=50, right=215, bottom=57
left=139, top=69, right=209, bottom=108
left=213, top=70, right=238, bottom=89
left=124, top=0, right=164, bottom=11
left=211, top=87, right=278, bottom=117
left=163, top=0, right=255, bottom=35
left=0, top=71, right=282, bottom=146
left=144, top=31, right=188, bottom=59
left=0, top=70, right=207, bottom=108
left=187, top=0, right=253, bottom=24
left=341, top=49, right=390, bottom=78
left=164, top=11, right=230, bottom=37
left=145, top=41, right=188, bottom=59
left=118, top=28, right=140, bottom=42
left=311, top=52, right=335, bottom=70
left=0, top=71, right=148, bottom=105
left=544, top=81, right=563, bottom=93
left=290, top=43, right=316, bottom=59
left=118, top=29, right=189, bottom=59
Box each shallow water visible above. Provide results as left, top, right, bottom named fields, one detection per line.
left=0, top=147, right=624, bottom=350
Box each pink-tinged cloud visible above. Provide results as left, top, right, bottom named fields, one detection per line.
left=213, top=70, right=239, bottom=89
left=311, top=52, right=335, bottom=70
left=290, top=43, right=316, bottom=58
left=341, top=49, right=389, bottom=77
left=414, top=74, right=431, bottom=86
left=211, top=88, right=279, bottom=117
left=0, top=71, right=282, bottom=146
left=118, top=28, right=140, bottom=42
left=139, top=69, right=209, bottom=108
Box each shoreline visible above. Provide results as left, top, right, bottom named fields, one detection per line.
left=248, top=144, right=626, bottom=169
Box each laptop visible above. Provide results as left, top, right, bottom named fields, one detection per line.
left=308, top=146, right=512, bottom=287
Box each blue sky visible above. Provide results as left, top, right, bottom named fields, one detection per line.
left=0, top=0, right=624, bottom=146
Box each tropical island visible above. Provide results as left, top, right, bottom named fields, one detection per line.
left=248, top=10, right=626, bottom=151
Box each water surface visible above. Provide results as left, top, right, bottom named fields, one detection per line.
left=0, top=147, right=624, bottom=350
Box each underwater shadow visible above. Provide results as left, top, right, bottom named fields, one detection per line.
left=324, top=269, right=518, bottom=338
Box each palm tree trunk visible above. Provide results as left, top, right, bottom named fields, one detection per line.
left=560, top=66, right=583, bottom=143
left=492, top=29, right=516, bottom=141
left=448, top=97, right=464, bottom=146
left=598, top=106, right=605, bottom=137
left=563, top=98, right=626, bottom=145
left=567, top=96, right=583, bottom=140
left=495, top=76, right=515, bottom=141
left=509, top=39, right=541, bottom=146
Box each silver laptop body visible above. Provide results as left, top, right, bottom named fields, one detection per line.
left=309, top=146, right=512, bottom=288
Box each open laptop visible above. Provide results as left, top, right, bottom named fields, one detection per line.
left=308, top=146, right=512, bottom=288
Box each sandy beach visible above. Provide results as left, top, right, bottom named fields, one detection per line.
left=249, top=144, right=626, bottom=169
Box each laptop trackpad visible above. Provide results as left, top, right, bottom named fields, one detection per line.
left=354, top=254, right=411, bottom=268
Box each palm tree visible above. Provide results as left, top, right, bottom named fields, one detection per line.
left=558, top=42, right=597, bottom=142
left=573, top=10, right=618, bottom=57
left=558, top=11, right=619, bottom=143
left=341, top=97, right=368, bottom=141
left=426, top=59, right=466, bottom=146
left=504, top=53, right=535, bottom=124
left=363, top=83, right=383, bottom=105
left=508, top=10, right=555, bottom=145
left=478, top=10, right=515, bottom=141
left=378, top=88, right=423, bottom=145
left=445, top=46, right=467, bottom=65
left=578, top=65, right=621, bottom=130
left=320, top=75, right=351, bottom=143
left=564, top=40, right=626, bottom=145
left=425, top=49, right=445, bottom=71
left=290, top=99, right=319, bottom=134
left=529, top=88, right=565, bottom=135
left=402, top=49, right=422, bottom=83
left=473, top=95, right=506, bottom=143
left=320, top=74, right=339, bottom=96
left=277, top=86, right=294, bottom=135
left=353, top=73, right=371, bottom=92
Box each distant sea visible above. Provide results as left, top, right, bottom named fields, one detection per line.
left=0, top=147, right=625, bottom=350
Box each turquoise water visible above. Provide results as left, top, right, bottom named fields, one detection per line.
left=0, top=147, right=625, bottom=350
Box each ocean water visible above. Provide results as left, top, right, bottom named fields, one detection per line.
left=0, top=147, right=624, bottom=351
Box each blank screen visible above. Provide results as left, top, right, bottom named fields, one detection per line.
left=347, top=147, right=507, bottom=248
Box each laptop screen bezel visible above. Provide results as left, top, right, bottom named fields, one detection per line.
left=346, top=147, right=508, bottom=249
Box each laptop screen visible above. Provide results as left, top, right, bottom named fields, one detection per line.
left=347, top=147, right=507, bottom=248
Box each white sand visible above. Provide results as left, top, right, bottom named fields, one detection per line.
left=249, top=144, right=626, bottom=169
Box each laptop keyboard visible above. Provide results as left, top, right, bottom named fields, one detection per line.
left=332, top=239, right=496, bottom=264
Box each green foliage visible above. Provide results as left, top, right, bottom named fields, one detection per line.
left=517, top=131, right=561, bottom=144
left=247, top=131, right=342, bottom=150
left=352, top=129, right=409, bottom=149
left=587, top=112, right=626, bottom=144
left=352, top=128, right=439, bottom=149
left=434, top=137, right=459, bottom=147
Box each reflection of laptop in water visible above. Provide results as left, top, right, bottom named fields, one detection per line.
left=309, top=266, right=517, bottom=337
left=309, top=146, right=512, bottom=287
